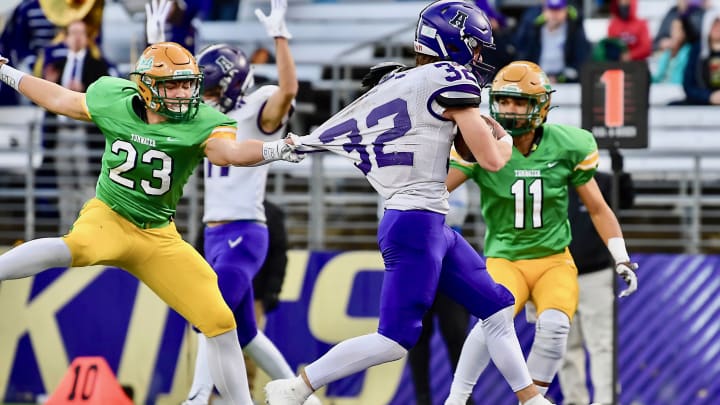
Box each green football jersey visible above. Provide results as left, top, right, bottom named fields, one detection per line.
left=85, top=77, right=236, bottom=228
left=451, top=124, right=599, bottom=260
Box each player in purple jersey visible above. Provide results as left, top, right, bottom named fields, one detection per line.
left=142, top=0, right=320, bottom=403
left=264, top=1, right=552, bottom=404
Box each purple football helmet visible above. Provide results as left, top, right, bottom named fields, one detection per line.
left=196, top=44, right=254, bottom=113
left=414, top=0, right=496, bottom=85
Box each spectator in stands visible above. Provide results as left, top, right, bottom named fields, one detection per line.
left=0, top=0, right=58, bottom=105
left=558, top=151, right=635, bottom=405
left=41, top=19, right=112, bottom=233
left=407, top=182, right=474, bottom=405
left=607, top=0, right=652, bottom=61
left=514, top=0, right=590, bottom=83
left=592, top=37, right=631, bottom=61
left=654, top=0, right=706, bottom=52
left=653, top=17, right=691, bottom=84
left=681, top=8, right=720, bottom=105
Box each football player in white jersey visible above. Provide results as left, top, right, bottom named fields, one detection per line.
left=264, top=1, right=552, bottom=404
left=145, top=1, right=320, bottom=404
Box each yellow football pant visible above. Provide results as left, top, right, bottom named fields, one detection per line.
left=486, top=248, right=579, bottom=321
left=63, top=198, right=235, bottom=337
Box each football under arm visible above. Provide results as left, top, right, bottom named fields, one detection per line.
left=447, top=107, right=511, bottom=172
left=18, top=73, right=91, bottom=121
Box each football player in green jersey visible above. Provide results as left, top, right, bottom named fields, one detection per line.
left=443, top=61, right=638, bottom=405
left=0, top=42, right=303, bottom=405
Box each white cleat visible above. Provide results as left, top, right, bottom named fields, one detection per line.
left=264, top=379, right=310, bottom=405
left=303, top=394, right=322, bottom=405
left=522, top=394, right=554, bottom=405
left=181, top=386, right=212, bottom=405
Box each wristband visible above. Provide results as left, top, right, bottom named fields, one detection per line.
left=608, top=237, right=630, bottom=264
left=498, top=134, right=513, bottom=146
left=0, top=64, right=26, bottom=91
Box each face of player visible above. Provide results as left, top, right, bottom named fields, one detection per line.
left=495, top=96, right=534, bottom=134
left=159, top=79, right=198, bottom=113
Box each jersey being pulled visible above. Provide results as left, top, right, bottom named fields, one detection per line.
left=85, top=76, right=236, bottom=227
left=203, top=85, right=290, bottom=223
left=299, top=62, right=482, bottom=214
left=452, top=124, right=599, bottom=260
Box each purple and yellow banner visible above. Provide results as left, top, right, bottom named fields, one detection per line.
left=1, top=252, right=719, bottom=404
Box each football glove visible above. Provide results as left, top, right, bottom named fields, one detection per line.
left=615, top=261, right=638, bottom=298
left=145, top=0, right=172, bottom=44
left=255, top=0, right=292, bottom=39
left=262, top=134, right=304, bottom=163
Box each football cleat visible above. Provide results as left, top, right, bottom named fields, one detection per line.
left=264, top=378, right=309, bottom=405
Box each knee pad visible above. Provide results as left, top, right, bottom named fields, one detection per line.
left=532, top=309, right=570, bottom=360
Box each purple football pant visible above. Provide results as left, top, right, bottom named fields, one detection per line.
left=377, top=209, right=514, bottom=349
left=204, top=221, right=269, bottom=346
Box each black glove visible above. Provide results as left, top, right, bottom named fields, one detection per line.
left=263, top=292, right=280, bottom=313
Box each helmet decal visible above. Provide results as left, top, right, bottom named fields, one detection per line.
left=135, top=56, right=153, bottom=73
left=448, top=11, right=468, bottom=29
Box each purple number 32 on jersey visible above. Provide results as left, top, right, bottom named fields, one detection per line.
left=319, top=98, right=413, bottom=175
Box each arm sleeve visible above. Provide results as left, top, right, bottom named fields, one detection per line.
left=570, top=130, right=599, bottom=186
left=450, top=158, right=477, bottom=178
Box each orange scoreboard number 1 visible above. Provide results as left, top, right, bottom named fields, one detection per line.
left=581, top=61, right=648, bottom=149
left=600, top=69, right=624, bottom=127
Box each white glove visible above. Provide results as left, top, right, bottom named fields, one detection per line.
left=145, top=0, right=172, bottom=44
left=262, top=134, right=305, bottom=163
left=615, top=261, right=638, bottom=298
left=255, top=0, right=292, bottom=39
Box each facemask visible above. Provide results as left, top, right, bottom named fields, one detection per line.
left=618, top=5, right=631, bottom=20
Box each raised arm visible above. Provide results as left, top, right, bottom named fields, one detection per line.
left=255, top=0, right=298, bottom=132
left=0, top=55, right=90, bottom=121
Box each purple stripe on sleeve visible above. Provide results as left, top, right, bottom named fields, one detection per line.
left=426, top=83, right=482, bottom=121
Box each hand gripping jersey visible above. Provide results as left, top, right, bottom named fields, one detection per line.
left=85, top=77, right=236, bottom=228
left=451, top=124, right=599, bottom=260
left=299, top=62, right=482, bottom=214
left=203, top=85, right=290, bottom=223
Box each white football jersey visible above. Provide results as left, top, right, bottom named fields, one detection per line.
left=203, top=85, right=291, bottom=222
left=299, top=62, right=482, bottom=214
